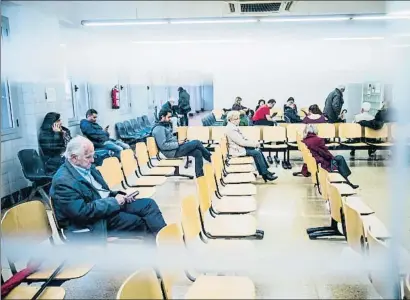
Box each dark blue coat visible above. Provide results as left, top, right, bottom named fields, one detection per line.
left=80, top=119, right=109, bottom=148
left=50, top=161, right=121, bottom=242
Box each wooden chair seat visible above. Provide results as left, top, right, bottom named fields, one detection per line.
left=367, top=142, right=393, bottom=147
left=332, top=183, right=357, bottom=196
left=131, top=176, right=167, bottom=186
left=345, top=197, right=374, bottom=215
left=361, top=215, right=390, bottom=239
left=185, top=275, right=255, bottom=299
left=225, top=164, right=255, bottom=173
left=212, top=197, right=257, bottom=213
left=219, top=183, right=257, bottom=196
left=154, top=159, right=182, bottom=167
left=205, top=214, right=257, bottom=237
left=4, top=286, right=65, bottom=300
left=339, top=142, right=368, bottom=148
left=325, top=142, right=340, bottom=148
left=27, top=264, right=93, bottom=281
left=287, top=142, right=298, bottom=147
left=328, top=172, right=347, bottom=183
left=223, top=173, right=256, bottom=184
left=228, top=156, right=254, bottom=165
left=143, top=166, right=174, bottom=176
left=262, top=144, right=288, bottom=150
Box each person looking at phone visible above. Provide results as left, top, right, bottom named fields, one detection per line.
left=252, top=99, right=277, bottom=126
left=151, top=109, right=212, bottom=178
left=50, top=136, right=166, bottom=243
left=39, top=112, right=72, bottom=175
left=80, top=109, right=130, bottom=160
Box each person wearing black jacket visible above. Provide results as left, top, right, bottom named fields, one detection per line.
left=39, top=112, right=72, bottom=175
left=178, top=87, right=191, bottom=126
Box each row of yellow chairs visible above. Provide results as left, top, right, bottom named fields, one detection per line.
left=298, top=137, right=410, bottom=299
left=117, top=142, right=267, bottom=299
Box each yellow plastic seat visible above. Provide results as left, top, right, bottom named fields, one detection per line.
left=116, top=269, right=163, bottom=299
left=286, top=124, right=306, bottom=146
left=222, top=173, right=256, bottom=184
left=146, top=137, right=184, bottom=163
left=262, top=126, right=288, bottom=149
left=361, top=215, right=390, bottom=239
left=327, top=172, right=346, bottom=183
left=332, top=183, right=357, bottom=196
left=239, top=127, right=261, bottom=141
left=211, top=127, right=225, bottom=144
left=344, top=196, right=374, bottom=215
left=219, top=137, right=254, bottom=166
left=177, top=126, right=188, bottom=142
left=225, top=164, right=255, bottom=173
left=228, top=156, right=254, bottom=165
left=120, top=149, right=167, bottom=186
left=187, top=126, right=211, bottom=145
left=197, top=175, right=256, bottom=214
left=1, top=201, right=92, bottom=283
left=156, top=223, right=256, bottom=299
left=344, top=200, right=367, bottom=254
left=134, top=142, right=175, bottom=176
left=97, top=157, right=156, bottom=199
left=5, top=286, right=65, bottom=300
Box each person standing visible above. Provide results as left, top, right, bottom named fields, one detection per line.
left=324, top=85, right=345, bottom=123
left=178, top=87, right=191, bottom=126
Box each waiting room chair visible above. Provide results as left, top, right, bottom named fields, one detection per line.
left=239, top=127, right=261, bottom=142
left=317, top=165, right=346, bottom=201
left=120, top=149, right=167, bottom=187
left=136, top=117, right=152, bottom=135
left=177, top=126, right=188, bottom=142
left=116, top=269, right=163, bottom=299
left=1, top=200, right=92, bottom=285
left=199, top=168, right=256, bottom=215
left=182, top=195, right=263, bottom=241
left=156, top=223, right=256, bottom=299
left=97, top=157, right=156, bottom=199
left=286, top=124, right=306, bottom=148
left=17, top=149, right=52, bottom=208
left=364, top=124, right=393, bottom=148
left=261, top=126, right=289, bottom=167
left=210, top=126, right=225, bottom=145
left=124, top=120, right=145, bottom=141
left=214, top=145, right=255, bottom=174
left=338, top=123, right=368, bottom=150
left=187, top=126, right=213, bottom=149
left=219, top=136, right=254, bottom=166
left=115, top=122, right=138, bottom=145
left=132, top=118, right=151, bottom=136
left=316, top=123, right=339, bottom=148
left=133, top=142, right=177, bottom=177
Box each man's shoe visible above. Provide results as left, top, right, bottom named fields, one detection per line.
left=262, top=173, right=278, bottom=182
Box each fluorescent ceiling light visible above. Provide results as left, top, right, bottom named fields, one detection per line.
left=170, top=18, right=257, bottom=24
left=323, top=37, right=385, bottom=41
left=132, top=39, right=252, bottom=44
left=81, top=20, right=168, bottom=26
left=354, top=15, right=410, bottom=20
left=260, top=17, right=350, bottom=23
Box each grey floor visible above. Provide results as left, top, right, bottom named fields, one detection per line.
left=2, top=114, right=410, bottom=299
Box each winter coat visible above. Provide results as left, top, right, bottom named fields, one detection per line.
left=324, top=88, right=344, bottom=123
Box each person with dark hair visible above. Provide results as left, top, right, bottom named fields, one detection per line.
left=39, top=112, right=72, bottom=175
left=283, top=97, right=302, bottom=123
left=80, top=109, right=130, bottom=160
left=177, top=87, right=191, bottom=126
left=151, top=109, right=212, bottom=178
left=255, top=99, right=266, bottom=112
left=302, top=104, right=327, bottom=124
left=324, top=85, right=345, bottom=123
left=252, top=99, right=277, bottom=126
left=232, top=97, right=248, bottom=112
left=161, top=96, right=178, bottom=133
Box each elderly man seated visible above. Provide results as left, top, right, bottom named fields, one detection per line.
left=225, top=111, right=277, bottom=182
left=50, top=136, right=166, bottom=242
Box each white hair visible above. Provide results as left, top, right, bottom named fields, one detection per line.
left=361, top=102, right=371, bottom=112
left=338, top=85, right=346, bottom=91
left=64, top=136, right=93, bottom=159
left=303, top=124, right=318, bottom=139
left=227, top=110, right=240, bottom=122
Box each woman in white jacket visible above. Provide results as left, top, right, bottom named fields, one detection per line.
left=225, top=111, right=278, bottom=182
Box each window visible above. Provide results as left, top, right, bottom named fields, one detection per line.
left=1, top=79, right=21, bottom=141
left=66, top=79, right=91, bottom=125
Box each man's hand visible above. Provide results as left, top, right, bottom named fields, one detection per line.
left=104, top=125, right=109, bottom=132
left=179, top=139, right=186, bottom=145
left=115, top=194, right=126, bottom=205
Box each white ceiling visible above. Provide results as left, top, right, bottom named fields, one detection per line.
left=10, top=1, right=386, bottom=27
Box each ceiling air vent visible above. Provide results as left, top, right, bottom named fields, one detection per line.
left=226, top=1, right=294, bottom=15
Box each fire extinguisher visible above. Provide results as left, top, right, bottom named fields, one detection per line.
left=111, top=85, right=120, bottom=109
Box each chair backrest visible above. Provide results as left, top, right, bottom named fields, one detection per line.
left=262, top=126, right=286, bottom=143
left=115, top=122, right=127, bottom=138
left=146, top=137, right=159, bottom=158
left=240, top=126, right=261, bottom=141
left=287, top=124, right=306, bottom=142
left=98, top=157, right=125, bottom=189
left=120, top=149, right=139, bottom=178
left=317, top=165, right=329, bottom=201
left=306, top=154, right=318, bottom=185
left=365, top=124, right=388, bottom=140
left=181, top=195, right=203, bottom=244
left=187, top=126, right=209, bottom=143
left=317, top=123, right=336, bottom=139
left=327, top=183, right=343, bottom=223
left=210, top=146, right=224, bottom=182
left=338, top=123, right=362, bottom=139
left=156, top=223, right=186, bottom=300
left=177, top=126, right=188, bottom=141
left=211, top=126, right=225, bottom=142
left=1, top=200, right=53, bottom=263
left=135, top=142, right=150, bottom=165
left=130, top=119, right=140, bottom=132
left=298, top=108, right=308, bottom=118
left=17, top=149, right=47, bottom=180
left=116, top=269, right=164, bottom=300
left=344, top=200, right=366, bottom=254
left=124, top=120, right=136, bottom=135
left=198, top=167, right=212, bottom=215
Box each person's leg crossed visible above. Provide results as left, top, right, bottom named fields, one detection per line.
left=107, top=211, right=148, bottom=238
left=246, top=148, right=268, bottom=175
left=115, top=140, right=131, bottom=150
left=104, top=140, right=123, bottom=159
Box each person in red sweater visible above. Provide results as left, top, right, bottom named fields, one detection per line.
left=298, top=124, right=358, bottom=189
left=252, top=99, right=277, bottom=126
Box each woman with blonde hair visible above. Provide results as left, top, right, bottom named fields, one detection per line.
left=225, top=111, right=277, bottom=182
